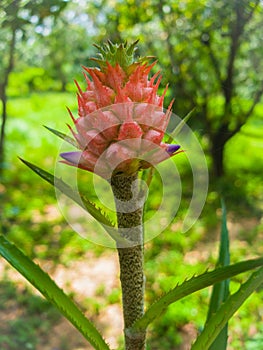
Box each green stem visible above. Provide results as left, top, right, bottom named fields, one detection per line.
left=110, top=173, right=146, bottom=350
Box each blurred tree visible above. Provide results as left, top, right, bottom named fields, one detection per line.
left=157, top=0, right=263, bottom=177
left=184, top=0, right=263, bottom=178
left=41, top=11, right=94, bottom=91
left=0, top=0, right=68, bottom=174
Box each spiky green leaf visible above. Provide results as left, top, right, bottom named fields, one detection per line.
left=170, top=108, right=195, bottom=140
left=19, top=157, right=113, bottom=227
left=19, top=158, right=131, bottom=247
left=44, top=125, right=78, bottom=148
left=92, top=40, right=139, bottom=71
left=206, top=199, right=230, bottom=350
left=191, top=266, right=263, bottom=350
left=0, top=235, right=110, bottom=350
left=132, top=258, right=263, bottom=332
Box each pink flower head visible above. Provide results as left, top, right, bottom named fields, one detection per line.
left=61, top=41, right=181, bottom=179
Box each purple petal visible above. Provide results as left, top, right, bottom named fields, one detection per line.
left=166, top=144, right=181, bottom=154
left=60, top=151, right=82, bottom=165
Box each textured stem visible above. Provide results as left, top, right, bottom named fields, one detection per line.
left=110, top=173, right=146, bottom=350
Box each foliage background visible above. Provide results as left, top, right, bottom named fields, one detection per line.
left=0, top=0, right=263, bottom=349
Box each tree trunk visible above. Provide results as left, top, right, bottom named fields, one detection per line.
left=0, top=95, right=7, bottom=173
left=0, top=24, right=17, bottom=176
left=210, top=120, right=234, bottom=178
left=211, top=140, right=225, bottom=178
left=110, top=173, right=146, bottom=350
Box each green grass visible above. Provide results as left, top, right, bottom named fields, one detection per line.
left=1, top=92, right=263, bottom=349
left=6, top=92, right=76, bottom=168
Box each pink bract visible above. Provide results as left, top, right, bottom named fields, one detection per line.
left=60, top=42, right=181, bottom=179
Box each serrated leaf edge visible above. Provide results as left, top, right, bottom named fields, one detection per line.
left=191, top=266, right=263, bottom=350
left=19, top=158, right=133, bottom=247
left=132, top=258, right=263, bottom=332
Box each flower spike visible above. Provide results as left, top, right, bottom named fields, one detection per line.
left=60, top=40, right=181, bottom=179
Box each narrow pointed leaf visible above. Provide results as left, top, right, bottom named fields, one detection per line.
left=206, top=199, right=230, bottom=350
left=170, top=108, right=195, bottom=140
left=19, top=158, right=131, bottom=247
left=44, top=125, right=78, bottom=148
left=191, top=266, right=263, bottom=350
left=0, top=235, right=110, bottom=350
left=19, top=157, right=114, bottom=227
left=132, top=258, right=263, bottom=332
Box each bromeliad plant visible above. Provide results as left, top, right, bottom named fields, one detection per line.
left=1, top=41, right=263, bottom=350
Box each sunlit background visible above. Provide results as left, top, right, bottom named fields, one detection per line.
left=0, top=1, right=263, bottom=349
